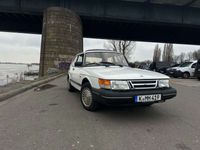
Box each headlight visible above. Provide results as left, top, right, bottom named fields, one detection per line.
left=111, top=81, right=129, bottom=90
left=158, top=80, right=169, bottom=88
left=98, top=79, right=129, bottom=90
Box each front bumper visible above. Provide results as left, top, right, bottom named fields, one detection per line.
left=92, top=87, right=177, bottom=106
left=173, top=70, right=183, bottom=78
left=166, top=70, right=176, bottom=77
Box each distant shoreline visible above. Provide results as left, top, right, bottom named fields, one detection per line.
left=0, top=62, right=39, bottom=65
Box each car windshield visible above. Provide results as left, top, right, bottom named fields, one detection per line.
left=179, top=62, right=192, bottom=67
left=84, top=52, right=128, bottom=67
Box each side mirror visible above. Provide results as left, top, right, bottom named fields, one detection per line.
left=75, top=62, right=82, bottom=67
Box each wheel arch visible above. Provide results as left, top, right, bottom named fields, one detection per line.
left=182, top=71, right=191, bottom=78
left=183, top=71, right=191, bottom=76
left=82, top=77, right=91, bottom=86
left=81, top=76, right=99, bottom=89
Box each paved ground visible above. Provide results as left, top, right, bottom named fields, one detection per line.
left=171, top=78, right=200, bottom=87
left=0, top=76, right=200, bottom=150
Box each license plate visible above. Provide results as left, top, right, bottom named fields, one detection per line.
left=134, top=94, right=161, bottom=103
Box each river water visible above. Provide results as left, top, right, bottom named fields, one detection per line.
left=0, top=64, right=39, bottom=86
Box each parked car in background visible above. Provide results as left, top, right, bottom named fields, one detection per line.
left=195, top=59, right=200, bottom=80
left=68, top=49, right=177, bottom=111
left=166, top=64, right=181, bottom=77
left=173, top=61, right=197, bottom=78
left=149, top=62, right=179, bottom=74
left=138, top=63, right=150, bottom=70
left=157, top=63, right=179, bottom=74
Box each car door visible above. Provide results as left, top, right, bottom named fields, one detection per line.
left=190, top=63, right=197, bottom=77
left=70, top=54, right=84, bottom=85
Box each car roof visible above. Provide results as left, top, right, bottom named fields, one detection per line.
left=76, top=49, right=121, bottom=56
left=84, top=49, right=119, bottom=53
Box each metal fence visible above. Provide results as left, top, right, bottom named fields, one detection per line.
left=0, top=72, right=37, bottom=86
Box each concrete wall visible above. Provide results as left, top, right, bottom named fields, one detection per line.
left=39, top=7, right=83, bottom=76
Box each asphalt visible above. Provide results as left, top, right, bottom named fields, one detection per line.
left=0, top=76, right=200, bottom=150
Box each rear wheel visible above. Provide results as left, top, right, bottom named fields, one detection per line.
left=198, top=77, right=200, bottom=80
left=80, top=82, right=99, bottom=111
left=183, top=72, right=190, bottom=79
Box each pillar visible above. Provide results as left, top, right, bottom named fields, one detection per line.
left=39, top=7, right=83, bottom=77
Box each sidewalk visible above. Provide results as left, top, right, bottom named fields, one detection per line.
left=0, top=80, right=33, bottom=94
left=0, top=73, right=65, bottom=102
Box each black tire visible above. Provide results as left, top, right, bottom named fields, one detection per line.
left=80, top=82, right=99, bottom=111
left=182, top=72, right=190, bottom=79
left=198, top=77, right=200, bottom=81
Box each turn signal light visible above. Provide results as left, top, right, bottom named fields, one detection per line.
left=98, top=79, right=111, bottom=89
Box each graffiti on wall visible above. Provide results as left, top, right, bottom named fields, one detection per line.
left=54, top=54, right=74, bottom=71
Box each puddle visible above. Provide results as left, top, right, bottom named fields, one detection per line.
left=49, top=103, right=58, bottom=106
left=39, top=109, right=48, bottom=113
left=175, top=143, right=192, bottom=150
left=34, top=84, right=56, bottom=92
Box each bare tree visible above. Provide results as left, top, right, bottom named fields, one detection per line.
left=104, top=40, right=136, bottom=61
left=179, top=52, right=186, bottom=63
left=193, top=49, right=200, bottom=60
left=186, top=52, right=193, bottom=61
left=153, top=44, right=161, bottom=62
left=173, top=55, right=180, bottom=63
left=162, top=43, right=174, bottom=62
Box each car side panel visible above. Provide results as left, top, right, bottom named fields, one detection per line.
left=79, top=68, right=100, bottom=89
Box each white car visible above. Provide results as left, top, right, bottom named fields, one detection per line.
left=68, top=49, right=177, bottom=111
left=173, top=61, right=197, bottom=78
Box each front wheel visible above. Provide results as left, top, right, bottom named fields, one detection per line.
left=182, top=72, right=190, bottom=79
left=80, top=83, right=99, bottom=111
left=198, top=77, right=200, bottom=80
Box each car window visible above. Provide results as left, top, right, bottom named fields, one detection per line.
left=85, top=55, right=102, bottom=64
left=191, top=63, right=197, bottom=68
left=76, top=54, right=84, bottom=63
left=84, top=52, right=128, bottom=66
left=179, top=62, right=192, bottom=67
left=74, top=54, right=84, bottom=67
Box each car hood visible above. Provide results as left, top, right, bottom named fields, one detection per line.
left=167, top=67, right=179, bottom=71
left=83, top=66, right=169, bottom=80
left=176, top=67, right=189, bottom=71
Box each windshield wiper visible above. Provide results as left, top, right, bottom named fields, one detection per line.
left=84, top=63, right=101, bottom=67
left=100, top=62, right=123, bottom=67
left=85, top=62, right=123, bottom=67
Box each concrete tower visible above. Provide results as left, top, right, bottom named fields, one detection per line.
left=39, top=7, right=83, bottom=76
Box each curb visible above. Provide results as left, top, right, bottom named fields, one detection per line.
left=0, top=73, right=65, bottom=102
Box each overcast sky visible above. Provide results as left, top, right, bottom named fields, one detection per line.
left=0, top=31, right=200, bottom=63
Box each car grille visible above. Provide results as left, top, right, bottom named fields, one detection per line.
left=128, top=80, right=158, bottom=89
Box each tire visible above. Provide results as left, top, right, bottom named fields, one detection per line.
left=198, top=77, right=200, bottom=81
left=80, top=82, right=99, bottom=111
left=182, top=72, right=190, bottom=79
